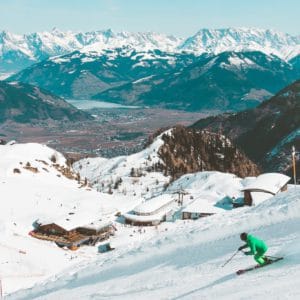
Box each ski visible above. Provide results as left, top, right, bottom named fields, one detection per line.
left=236, top=257, right=283, bottom=275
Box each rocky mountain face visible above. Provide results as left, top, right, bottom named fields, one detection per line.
left=150, top=125, right=260, bottom=179
left=93, top=51, right=298, bottom=111
left=0, top=81, right=92, bottom=123
left=191, top=80, right=300, bottom=174
left=9, top=49, right=196, bottom=99
left=1, top=27, right=299, bottom=75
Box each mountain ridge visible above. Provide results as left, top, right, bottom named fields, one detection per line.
left=1, top=27, right=299, bottom=74
left=92, top=51, right=299, bottom=111
left=8, top=48, right=197, bottom=99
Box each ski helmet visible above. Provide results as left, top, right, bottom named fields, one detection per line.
left=240, top=232, right=248, bottom=241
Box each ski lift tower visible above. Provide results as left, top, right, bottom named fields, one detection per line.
left=175, top=188, right=189, bottom=206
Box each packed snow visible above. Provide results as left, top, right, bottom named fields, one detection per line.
left=6, top=185, right=300, bottom=300
left=1, top=136, right=299, bottom=299
left=0, top=142, right=139, bottom=295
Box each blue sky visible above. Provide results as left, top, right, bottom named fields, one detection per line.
left=1, top=0, right=299, bottom=36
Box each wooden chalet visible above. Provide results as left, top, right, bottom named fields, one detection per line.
left=241, top=173, right=290, bottom=206
left=30, top=218, right=115, bottom=250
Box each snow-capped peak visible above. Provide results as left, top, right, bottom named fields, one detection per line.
left=1, top=27, right=299, bottom=75
left=1, top=28, right=182, bottom=58
left=177, top=27, right=300, bottom=60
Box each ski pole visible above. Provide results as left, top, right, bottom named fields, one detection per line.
left=221, top=249, right=240, bottom=268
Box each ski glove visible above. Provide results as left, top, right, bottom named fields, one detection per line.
left=238, top=245, right=247, bottom=251
left=243, top=251, right=252, bottom=255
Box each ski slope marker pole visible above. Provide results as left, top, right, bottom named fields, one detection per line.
left=221, top=249, right=239, bottom=268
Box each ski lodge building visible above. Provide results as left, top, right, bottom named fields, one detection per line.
left=241, top=173, right=290, bottom=206
left=124, top=195, right=177, bottom=226
left=30, top=214, right=115, bottom=250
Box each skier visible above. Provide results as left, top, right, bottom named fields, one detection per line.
left=238, top=232, right=269, bottom=265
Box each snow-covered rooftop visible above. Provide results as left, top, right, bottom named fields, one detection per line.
left=182, top=196, right=224, bottom=214
left=241, top=173, right=290, bottom=194
left=123, top=212, right=164, bottom=223
left=38, top=213, right=112, bottom=232
left=133, top=195, right=176, bottom=215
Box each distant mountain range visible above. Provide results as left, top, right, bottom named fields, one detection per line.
left=2, top=27, right=300, bottom=114
left=0, top=28, right=182, bottom=75
left=8, top=48, right=300, bottom=112
left=191, top=80, right=300, bottom=174
left=178, top=28, right=300, bottom=59
left=93, top=51, right=299, bottom=111
left=1, top=27, right=300, bottom=75
left=0, top=81, right=92, bottom=123
left=9, top=49, right=197, bottom=99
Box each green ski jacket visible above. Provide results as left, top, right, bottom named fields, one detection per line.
left=247, top=234, right=268, bottom=254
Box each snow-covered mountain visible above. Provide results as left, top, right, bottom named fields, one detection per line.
left=0, top=131, right=252, bottom=296
left=9, top=48, right=196, bottom=99
left=9, top=48, right=299, bottom=109
left=1, top=27, right=300, bottom=75
left=93, top=51, right=298, bottom=111
left=1, top=132, right=299, bottom=298
left=72, top=127, right=259, bottom=198
left=178, top=27, right=300, bottom=60
left=6, top=148, right=300, bottom=299
left=0, top=28, right=182, bottom=74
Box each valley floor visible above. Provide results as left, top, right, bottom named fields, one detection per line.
left=0, top=107, right=208, bottom=158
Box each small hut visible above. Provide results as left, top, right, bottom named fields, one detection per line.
left=241, top=173, right=290, bottom=206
